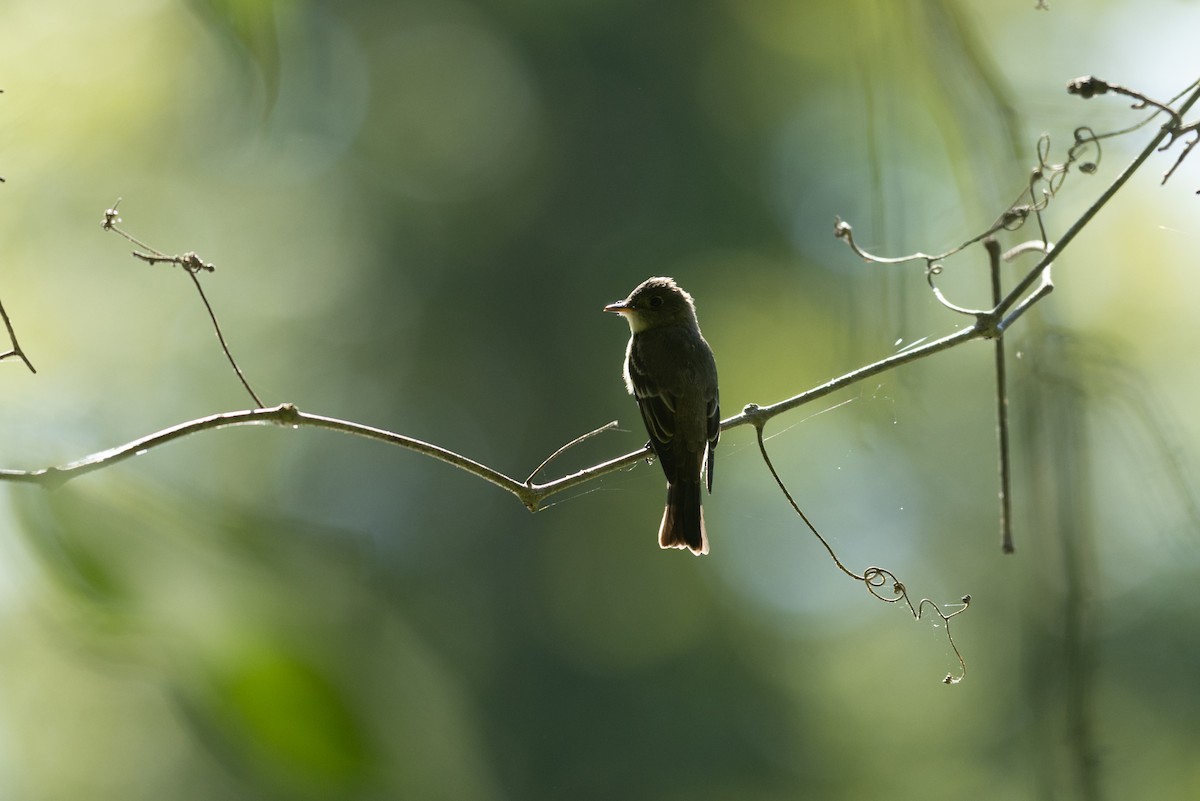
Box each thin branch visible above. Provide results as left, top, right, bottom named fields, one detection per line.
left=183, top=267, right=264, bottom=407
left=1159, top=120, right=1200, bottom=188
left=103, top=202, right=264, bottom=407
left=729, top=324, right=984, bottom=432
left=831, top=118, right=1095, bottom=284
left=991, top=238, right=1057, bottom=555
left=0, top=296, right=36, bottom=373
left=751, top=418, right=971, bottom=684
left=524, top=420, right=619, bottom=485
left=834, top=215, right=1002, bottom=270
left=837, top=77, right=1200, bottom=330
left=0, top=403, right=527, bottom=495
left=997, top=79, right=1200, bottom=315
left=988, top=239, right=1015, bottom=554
left=0, top=135, right=33, bottom=371
left=1066, top=75, right=1186, bottom=132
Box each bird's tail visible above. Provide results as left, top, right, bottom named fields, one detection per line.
left=659, top=479, right=708, bottom=555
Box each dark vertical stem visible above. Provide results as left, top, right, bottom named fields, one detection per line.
left=987, top=238, right=1014, bottom=553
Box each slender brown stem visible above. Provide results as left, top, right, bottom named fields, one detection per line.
left=185, top=269, right=263, bottom=408
left=0, top=297, right=35, bottom=373
left=987, top=239, right=1015, bottom=554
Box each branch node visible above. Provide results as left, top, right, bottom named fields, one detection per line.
left=274, top=402, right=301, bottom=425
left=39, top=466, right=67, bottom=492
left=181, top=251, right=216, bottom=273
left=974, top=311, right=1000, bottom=340
left=999, top=205, right=1032, bottom=229
left=741, top=402, right=767, bottom=430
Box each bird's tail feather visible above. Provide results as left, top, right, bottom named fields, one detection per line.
left=658, top=480, right=708, bottom=555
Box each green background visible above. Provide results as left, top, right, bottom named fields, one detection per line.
left=1, top=1, right=1198, bottom=799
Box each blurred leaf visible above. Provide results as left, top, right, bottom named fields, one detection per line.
left=199, top=643, right=372, bottom=791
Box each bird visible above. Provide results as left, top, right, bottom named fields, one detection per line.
left=604, top=277, right=719, bottom=555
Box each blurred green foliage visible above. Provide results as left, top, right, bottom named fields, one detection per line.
left=1, top=0, right=1199, bottom=799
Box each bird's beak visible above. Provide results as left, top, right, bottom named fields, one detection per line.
left=604, top=300, right=631, bottom=314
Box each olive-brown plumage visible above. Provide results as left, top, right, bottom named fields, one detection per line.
left=605, top=277, right=719, bottom=554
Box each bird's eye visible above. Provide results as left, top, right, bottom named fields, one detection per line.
left=649, top=295, right=664, bottom=308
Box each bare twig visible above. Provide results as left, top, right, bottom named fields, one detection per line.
left=838, top=76, right=1200, bottom=332
left=0, top=128, right=32, bottom=371
left=987, top=239, right=1015, bottom=554
left=999, top=80, right=1200, bottom=319
left=731, top=323, right=984, bottom=430
left=1066, top=75, right=1186, bottom=131
left=182, top=266, right=262, bottom=406
left=1067, top=76, right=1200, bottom=190
left=832, top=121, right=1095, bottom=286
left=0, top=403, right=521, bottom=493
left=749, top=418, right=971, bottom=684
left=102, top=201, right=264, bottom=407
left=1159, top=121, right=1200, bottom=188
left=0, top=297, right=36, bottom=373
left=524, top=420, right=619, bottom=485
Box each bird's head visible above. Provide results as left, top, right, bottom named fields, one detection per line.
left=604, top=276, right=698, bottom=333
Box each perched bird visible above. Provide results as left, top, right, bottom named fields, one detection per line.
left=605, top=277, right=719, bottom=554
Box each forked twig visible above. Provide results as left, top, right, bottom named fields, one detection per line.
left=102, top=201, right=264, bottom=408
left=525, top=420, right=619, bottom=485
left=0, top=297, right=36, bottom=374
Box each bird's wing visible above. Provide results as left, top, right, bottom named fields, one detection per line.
left=627, top=346, right=684, bottom=478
